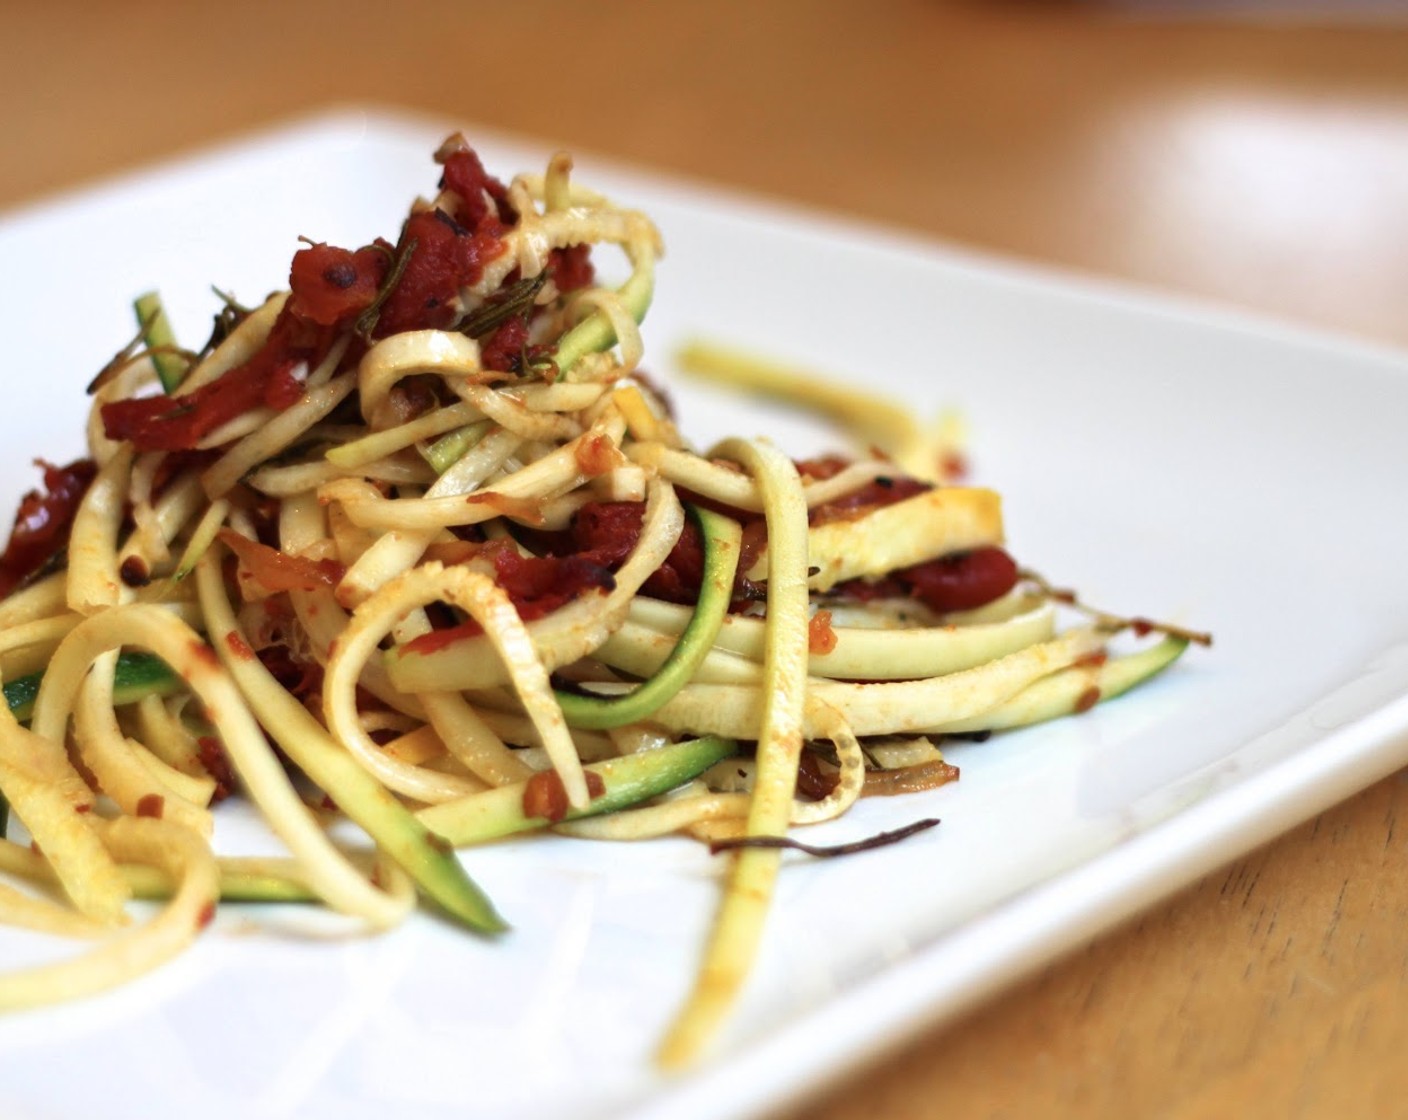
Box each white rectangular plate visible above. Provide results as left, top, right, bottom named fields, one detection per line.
left=2, top=109, right=1407, bottom=1120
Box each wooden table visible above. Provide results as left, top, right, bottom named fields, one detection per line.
left=5, top=3, right=1408, bottom=1116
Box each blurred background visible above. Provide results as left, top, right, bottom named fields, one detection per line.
left=4, top=2, right=1408, bottom=1118
left=5, top=0, right=1408, bottom=348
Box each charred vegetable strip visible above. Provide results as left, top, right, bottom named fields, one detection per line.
left=556, top=506, right=741, bottom=729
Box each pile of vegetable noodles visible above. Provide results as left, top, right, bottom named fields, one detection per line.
left=0, top=136, right=1205, bottom=1063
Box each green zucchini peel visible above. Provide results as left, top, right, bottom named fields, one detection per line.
left=3, top=651, right=180, bottom=723
left=556, top=505, right=742, bottom=730
left=930, top=635, right=1190, bottom=734
left=134, top=291, right=191, bottom=393
left=417, top=735, right=737, bottom=847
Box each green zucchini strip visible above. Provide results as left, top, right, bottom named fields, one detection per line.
left=0, top=841, right=321, bottom=905
left=134, top=291, right=190, bottom=393
left=552, top=248, right=655, bottom=378
left=417, top=734, right=736, bottom=846
left=193, top=554, right=507, bottom=933
left=556, top=505, right=742, bottom=730
left=4, top=652, right=180, bottom=723
left=422, top=418, right=495, bottom=478
left=927, top=635, right=1189, bottom=734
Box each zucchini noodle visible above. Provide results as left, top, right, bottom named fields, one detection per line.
left=658, top=437, right=810, bottom=1066
left=0, top=134, right=1203, bottom=1065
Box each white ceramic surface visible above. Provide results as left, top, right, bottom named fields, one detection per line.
left=2, top=109, right=1406, bottom=1120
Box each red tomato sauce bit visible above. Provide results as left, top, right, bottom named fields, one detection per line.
left=224, top=631, right=256, bottom=661
left=0, top=458, right=97, bottom=596
left=196, top=736, right=235, bottom=801
left=196, top=900, right=217, bottom=931
left=257, top=643, right=324, bottom=704
left=187, top=640, right=220, bottom=671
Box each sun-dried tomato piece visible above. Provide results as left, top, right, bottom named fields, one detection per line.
left=0, top=458, right=96, bottom=596
left=898, top=546, right=1019, bottom=613
left=479, top=315, right=531, bottom=373
left=400, top=541, right=616, bottom=655
left=547, top=501, right=708, bottom=605
left=256, top=644, right=324, bottom=704
left=288, top=243, right=388, bottom=327
left=101, top=305, right=334, bottom=451
left=547, top=244, right=594, bottom=293
left=373, top=209, right=507, bottom=338
left=438, top=147, right=514, bottom=227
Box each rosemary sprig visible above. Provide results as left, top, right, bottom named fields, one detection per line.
left=455, top=272, right=547, bottom=339
left=353, top=238, right=418, bottom=341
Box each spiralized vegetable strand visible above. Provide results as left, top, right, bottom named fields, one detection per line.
left=0, top=818, right=218, bottom=1012
left=556, top=504, right=743, bottom=730
left=32, top=601, right=413, bottom=929
left=194, top=553, right=493, bottom=931
left=658, top=437, right=811, bottom=1067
